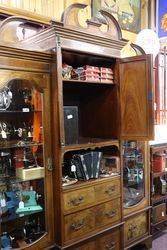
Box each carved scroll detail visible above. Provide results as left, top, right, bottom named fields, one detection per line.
left=0, top=16, right=27, bottom=44
left=61, top=3, right=123, bottom=40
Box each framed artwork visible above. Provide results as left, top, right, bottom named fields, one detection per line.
left=156, top=0, right=167, bottom=38
left=92, top=0, right=142, bottom=33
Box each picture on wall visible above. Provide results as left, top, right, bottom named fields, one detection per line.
left=92, top=0, right=141, bottom=33
left=157, top=0, right=167, bottom=38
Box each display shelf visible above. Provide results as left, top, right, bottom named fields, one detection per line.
left=0, top=110, right=42, bottom=113
left=63, top=79, right=115, bottom=85
left=152, top=194, right=167, bottom=204
left=0, top=176, right=44, bottom=183
left=62, top=174, right=120, bottom=191
left=150, top=143, right=167, bottom=154
left=62, top=138, right=119, bottom=152
left=1, top=208, right=43, bottom=224
left=0, top=141, right=43, bottom=149
left=152, top=171, right=167, bottom=178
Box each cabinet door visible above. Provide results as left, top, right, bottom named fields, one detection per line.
left=118, top=55, right=154, bottom=140
left=0, top=71, right=54, bottom=249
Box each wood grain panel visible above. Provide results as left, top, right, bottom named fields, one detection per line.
left=94, top=178, right=121, bottom=202
left=63, top=186, right=95, bottom=214
left=73, top=241, right=96, bottom=250
left=64, top=199, right=121, bottom=242
left=96, top=228, right=120, bottom=250
left=124, top=212, right=148, bottom=245
left=152, top=203, right=167, bottom=224
left=64, top=208, right=95, bottom=242
left=95, top=199, right=121, bottom=228
left=119, top=55, right=154, bottom=140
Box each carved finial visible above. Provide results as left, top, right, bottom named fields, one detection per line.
left=61, top=3, right=87, bottom=27
left=0, top=16, right=27, bottom=44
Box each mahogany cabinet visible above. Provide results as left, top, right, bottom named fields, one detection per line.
left=0, top=47, right=55, bottom=249
left=0, top=4, right=154, bottom=250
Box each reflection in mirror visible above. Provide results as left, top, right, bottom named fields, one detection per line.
left=123, top=141, right=145, bottom=208
left=0, top=79, right=45, bottom=249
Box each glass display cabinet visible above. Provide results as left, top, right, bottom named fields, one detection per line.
left=122, top=141, right=149, bottom=215
left=0, top=47, right=54, bottom=249
left=123, top=141, right=145, bottom=208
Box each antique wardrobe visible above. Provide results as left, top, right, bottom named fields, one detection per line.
left=0, top=4, right=154, bottom=250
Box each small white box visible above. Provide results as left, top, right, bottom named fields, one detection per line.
left=16, top=167, right=44, bottom=180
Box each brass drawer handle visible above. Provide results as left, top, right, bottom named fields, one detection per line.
left=71, top=219, right=85, bottom=231
left=105, top=241, right=116, bottom=250
left=69, top=196, right=84, bottom=206
left=105, top=209, right=116, bottom=218
left=105, top=185, right=116, bottom=195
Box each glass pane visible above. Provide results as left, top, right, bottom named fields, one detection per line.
left=123, top=141, right=145, bottom=208
left=0, top=79, right=45, bottom=249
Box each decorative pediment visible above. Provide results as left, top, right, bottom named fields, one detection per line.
left=60, top=3, right=122, bottom=40
left=0, top=3, right=144, bottom=58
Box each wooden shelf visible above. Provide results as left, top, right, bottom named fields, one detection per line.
left=152, top=171, right=167, bottom=178
left=62, top=174, right=120, bottom=191
left=63, top=79, right=115, bottom=85
left=0, top=176, right=44, bottom=183
left=0, top=140, right=43, bottom=149
left=62, top=139, right=119, bottom=152
left=0, top=110, right=42, bottom=113
left=152, top=194, right=167, bottom=204
left=150, top=143, right=167, bottom=153
left=1, top=208, right=43, bottom=224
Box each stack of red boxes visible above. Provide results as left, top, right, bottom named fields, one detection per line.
left=65, top=65, right=114, bottom=83
left=100, top=67, right=114, bottom=83
left=72, top=65, right=100, bottom=81
left=153, top=153, right=166, bottom=173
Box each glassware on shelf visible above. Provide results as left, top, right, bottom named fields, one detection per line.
left=0, top=79, right=46, bottom=248
left=123, top=141, right=145, bottom=208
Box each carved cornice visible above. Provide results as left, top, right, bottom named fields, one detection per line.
left=0, top=3, right=143, bottom=58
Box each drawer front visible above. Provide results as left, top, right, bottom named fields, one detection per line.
left=95, top=199, right=121, bottom=228
left=153, top=203, right=167, bottom=224
left=64, top=209, right=95, bottom=242
left=72, top=228, right=121, bottom=250
left=74, top=242, right=96, bottom=250
left=94, top=178, right=120, bottom=202
left=63, top=187, right=95, bottom=213
left=64, top=199, right=121, bottom=242
left=96, top=228, right=121, bottom=250
left=124, top=212, right=148, bottom=245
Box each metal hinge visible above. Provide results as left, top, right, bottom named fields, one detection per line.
left=47, top=157, right=53, bottom=171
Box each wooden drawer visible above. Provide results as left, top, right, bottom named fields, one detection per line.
left=96, top=228, right=120, bottom=250
left=72, top=228, right=121, bottom=250
left=152, top=203, right=167, bottom=224
left=94, top=178, right=121, bottom=202
left=95, top=199, right=121, bottom=228
left=64, top=207, right=95, bottom=242
left=64, top=199, right=121, bottom=242
left=63, top=187, right=95, bottom=214
left=124, top=212, right=148, bottom=245
left=74, top=242, right=96, bottom=250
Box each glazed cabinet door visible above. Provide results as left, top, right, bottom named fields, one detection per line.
left=0, top=70, right=54, bottom=249
left=122, top=141, right=150, bottom=216
left=118, top=54, right=154, bottom=140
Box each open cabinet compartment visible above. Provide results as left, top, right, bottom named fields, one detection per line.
left=62, top=50, right=119, bottom=145
left=62, top=144, right=120, bottom=187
